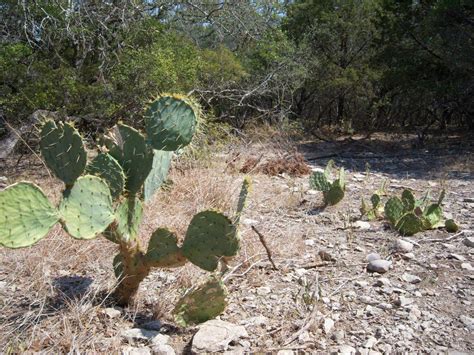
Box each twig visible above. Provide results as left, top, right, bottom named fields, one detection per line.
left=419, top=230, right=464, bottom=243
left=299, top=262, right=331, bottom=269
left=251, top=225, right=278, bottom=271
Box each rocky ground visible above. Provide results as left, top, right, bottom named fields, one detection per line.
left=0, top=132, right=473, bottom=354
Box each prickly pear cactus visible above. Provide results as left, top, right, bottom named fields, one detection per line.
left=113, top=197, right=143, bottom=243
left=145, top=95, right=198, bottom=151
left=0, top=183, right=59, bottom=248
left=145, top=228, right=186, bottom=267
left=309, top=161, right=346, bottom=205
left=60, top=175, right=114, bottom=239
left=173, top=277, right=228, bottom=326
left=86, top=153, right=125, bottom=199
left=40, top=121, right=87, bottom=185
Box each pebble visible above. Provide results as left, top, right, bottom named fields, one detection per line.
left=304, top=239, right=316, bottom=246
left=323, top=318, right=335, bottom=334
left=396, top=296, right=414, bottom=307
left=364, top=336, right=378, bottom=348
left=402, top=252, right=415, bottom=260
left=331, top=330, right=345, bottom=343
left=257, top=287, right=271, bottom=295
left=367, top=260, right=391, bottom=274
left=103, top=307, right=121, bottom=319
left=242, top=218, right=258, bottom=226
left=374, top=278, right=391, bottom=287
left=461, top=263, right=473, bottom=271
left=449, top=253, right=466, bottom=261
left=354, top=221, right=371, bottom=230
left=367, top=253, right=382, bottom=262
left=393, top=239, right=414, bottom=253
left=151, top=334, right=175, bottom=355
left=460, top=315, right=474, bottom=330
left=464, top=237, right=474, bottom=248
left=401, top=273, right=422, bottom=284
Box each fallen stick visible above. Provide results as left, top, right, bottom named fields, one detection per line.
left=251, top=225, right=278, bottom=271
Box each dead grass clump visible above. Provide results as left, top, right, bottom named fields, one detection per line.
left=256, top=152, right=311, bottom=177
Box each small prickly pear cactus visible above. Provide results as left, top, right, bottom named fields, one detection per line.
left=0, top=94, right=251, bottom=325
left=309, top=160, right=346, bottom=205
left=384, top=189, right=447, bottom=236
left=360, top=193, right=383, bottom=221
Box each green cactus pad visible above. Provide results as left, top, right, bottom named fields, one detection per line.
left=182, top=210, right=238, bottom=271
left=324, top=180, right=345, bottom=206
left=173, top=277, right=228, bottom=326
left=309, top=172, right=331, bottom=192
left=371, top=194, right=381, bottom=209
left=145, top=95, right=198, bottom=151
left=40, top=120, right=87, bottom=185
left=86, top=153, right=125, bottom=199
left=145, top=228, right=187, bottom=267
left=401, top=189, right=415, bottom=211
left=0, top=183, right=59, bottom=248
left=384, top=197, right=404, bottom=225
left=60, top=175, right=114, bottom=239
left=423, top=203, right=443, bottom=228
left=324, top=160, right=335, bottom=179
left=445, top=219, right=459, bottom=233
left=106, top=124, right=153, bottom=195
left=395, top=213, right=424, bottom=236
left=143, top=150, right=173, bottom=202
left=115, top=197, right=143, bottom=243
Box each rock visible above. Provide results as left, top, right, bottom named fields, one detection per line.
left=104, top=307, right=122, bottom=319
left=393, top=239, right=414, bottom=253
left=142, top=320, right=162, bottom=331
left=332, top=330, right=345, bottom=343
left=460, top=315, right=474, bottom=330
left=364, top=336, right=378, bottom=348
left=464, top=237, right=474, bottom=248
left=307, top=189, right=319, bottom=195
left=354, top=221, right=371, bottom=230
left=151, top=334, right=175, bottom=355
left=192, top=320, right=248, bottom=353
left=367, top=260, right=391, bottom=274
left=323, top=318, right=335, bottom=334
left=367, top=253, right=381, bottom=262
left=402, top=252, right=415, bottom=260
left=461, top=263, right=473, bottom=271
left=338, top=344, right=357, bottom=354
left=121, top=346, right=152, bottom=355
left=373, top=278, right=391, bottom=287
left=242, top=218, right=258, bottom=226
left=463, top=197, right=474, bottom=203
left=304, top=239, right=316, bottom=246
left=294, top=268, right=307, bottom=277
left=256, top=286, right=271, bottom=295
left=241, top=315, right=267, bottom=327
left=121, top=328, right=160, bottom=343
left=298, top=331, right=311, bottom=344
left=395, top=296, right=414, bottom=307
left=401, top=273, right=422, bottom=284
left=319, top=250, right=336, bottom=262
left=354, top=280, right=369, bottom=288
left=449, top=253, right=466, bottom=261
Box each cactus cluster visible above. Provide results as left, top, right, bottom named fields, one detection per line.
left=309, top=160, right=346, bottom=205
left=384, top=189, right=446, bottom=236
left=0, top=94, right=250, bottom=325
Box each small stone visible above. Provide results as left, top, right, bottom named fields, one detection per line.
left=305, top=239, right=316, bottom=246
left=338, top=344, right=357, bottom=354
left=354, top=221, right=371, bottom=230
left=294, top=268, right=307, bottom=277
left=307, top=189, right=318, bottom=195
left=401, top=273, right=422, bottom=284
left=256, top=287, right=271, bottom=295
left=323, top=318, right=335, bottom=334
left=367, top=253, right=381, bottom=262
left=354, top=280, right=369, bottom=288
left=242, top=218, right=258, bottom=226
left=402, top=252, right=415, bottom=260
left=393, top=239, right=414, bottom=253
left=142, top=320, right=161, bottom=331
left=367, top=260, right=391, bottom=274
left=460, top=315, right=474, bottom=330
left=377, top=303, right=393, bottom=310
left=242, top=315, right=267, bottom=327
left=449, top=253, right=466, bottom=261
left=463, top=237, right=474, bottom=248
left=121, top=328, right=159, bottom=342
left=331, top=330, right=345, bottom=343
left=151, top=334, right=175, bottom=355
left=373, top=278, right=391, bottom=287
left=192, top=320, right=248, bottom=353
left=121, top=346, right=152, bottom=355
left=298, top=331, right=311, bottom=344
left=395, top=296, right=414, bottom=307
left=104, top=307, right=121, bottom=319
left=461, top=263, right=473, bottom=271
left=364, top=336, right=378, bottom=348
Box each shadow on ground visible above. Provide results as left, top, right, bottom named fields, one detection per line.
left=299, top=132, right=474, bottom=180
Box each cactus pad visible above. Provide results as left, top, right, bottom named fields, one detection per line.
left=182, top=210, right=238, bottom=271
left=60, top=175, right=114, bottom=239
left=423, top=203, right=443, bottom=228
left=384, top=197, right=404, bottom=225
left=145, top=95, right=198, bottom=151
left=401, top=189, right=415, bottom=211
left=144, top=150, right=173, bottom=202
left=40, top=120, right=87, bottom=185
left=371, top=194, right=381, bottom=208
left=145, top=228, right=187, bottom=267
left=115, top=197, right=143, bottom=243
left=106, top=124, right=153, bottom=195
left=324, top=180, right=345, bottom=205
left=395, top=213, right=424, bottom=236
left=445, top=219, right=459, bottom=233
left=86, top=153, right=125, bottom=199
left=309, top=172, right=331, bottom=192
left=173, top=277, right=228, bottom=326
left=0, top=183, right=59, bottom=248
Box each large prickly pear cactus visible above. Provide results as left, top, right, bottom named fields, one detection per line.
left=384, top=189, right=447, bottom=236
left=0, top=94, right=251, bottom=324
left=309, top=160, right=346, bottom=205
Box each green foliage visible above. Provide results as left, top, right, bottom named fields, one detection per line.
left=309, top=161, right=346, bottom=205
left=384, top=189, right=446, bottom=236
left=40, top=121, right=87, bottom=185
left=0, top=183, right=59, bottom=248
